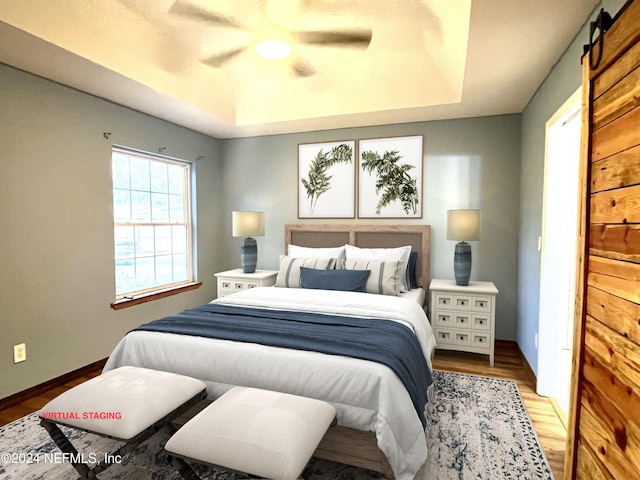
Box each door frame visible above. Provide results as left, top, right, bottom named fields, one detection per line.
left=537, top=86, right=582, bottom=400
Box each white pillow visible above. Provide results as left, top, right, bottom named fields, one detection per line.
left=287, top=244, right=346, bottom=266
left=343, top=259, right=402, bottom=296
left=344, top=244, right=412, bottom=292
left=275, top=256, right=337, bottom=288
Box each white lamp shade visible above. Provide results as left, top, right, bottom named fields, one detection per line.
left=232, top=211, right=265, bottom=237
left=447, top=209, right=481, bottom=241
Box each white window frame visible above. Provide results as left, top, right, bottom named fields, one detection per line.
left=111, top=146, right=199, bottom=308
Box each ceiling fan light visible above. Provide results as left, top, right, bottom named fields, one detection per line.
left=255, top=39, right=292, bottom=60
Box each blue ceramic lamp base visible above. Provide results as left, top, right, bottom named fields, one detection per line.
left=454, top=241, right=472, bottom=286
left=241, top=237, right=258, bottom=273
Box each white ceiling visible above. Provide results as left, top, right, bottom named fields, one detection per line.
left=0, top=0, right=598, bottom=139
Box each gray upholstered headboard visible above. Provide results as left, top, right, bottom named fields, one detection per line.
left=285, top=224, right=431, bottom=289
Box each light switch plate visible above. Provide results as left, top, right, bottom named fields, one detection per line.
left=13, top=343, right=26, bottom=363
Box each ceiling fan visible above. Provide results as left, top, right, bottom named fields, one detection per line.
left=168, top=0, right=372, bottom=77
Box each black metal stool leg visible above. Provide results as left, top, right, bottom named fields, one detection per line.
left=168, top=454, right=204, bottom=480
left=40, top=419, right=95, bottom=479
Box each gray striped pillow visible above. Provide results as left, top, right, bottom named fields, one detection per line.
left=343, top=259, right=402, bottom=296
left=275, top=256, right=337, bottom=288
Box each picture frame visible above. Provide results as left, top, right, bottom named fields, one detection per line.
left=358, top=135, right=423, bottom=218
left=298, top=140, right=356, bottom=218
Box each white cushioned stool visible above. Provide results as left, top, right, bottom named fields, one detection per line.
left=39, top=366, right=207, bottom=479
left=165, top=386, right=337, bottom=480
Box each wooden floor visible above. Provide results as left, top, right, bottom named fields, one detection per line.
left=0, top=342, right=567, bottom=479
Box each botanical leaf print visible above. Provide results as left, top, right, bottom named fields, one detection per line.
left=361, top=149, right=419, bottom=215
left=301, top=143, right=352, bottom=214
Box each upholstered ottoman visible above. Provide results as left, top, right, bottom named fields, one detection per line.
left=165, top=386, right=337, bottom=480
left=39, top=366, right=207, bottom=479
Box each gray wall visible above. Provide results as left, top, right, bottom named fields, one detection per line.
left=0, top=64, right=224, bottom=399
left=517, top=0, right=627, bottom=373
left=220, top=115, right=521, bottom=341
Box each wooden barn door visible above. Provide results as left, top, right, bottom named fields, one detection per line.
left=565, top=1, right=640, bottom=479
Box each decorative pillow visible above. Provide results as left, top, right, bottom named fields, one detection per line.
left=275, top=256, right=337, bottom=288
left=288, top=244, right=346, bottom=267
left=343, top=259, right=402, bottom=296
left=406, top=251, right=419, bottom=289
left=299, top=267, right=370, bottom=292
left=344, top=245, right=412, bottom=292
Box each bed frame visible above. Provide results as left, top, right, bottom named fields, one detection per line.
left=284, top=223, right=431, bottom=479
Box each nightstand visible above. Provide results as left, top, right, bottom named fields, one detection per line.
left=429, top=279, right=499, bottom=366
left=214, top=269, right=278, bottom=298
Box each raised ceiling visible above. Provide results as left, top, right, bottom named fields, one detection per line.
left=0, top=0, right=598, bottom=138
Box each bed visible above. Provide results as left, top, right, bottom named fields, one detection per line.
left=104, top=224, right=435, bottom=480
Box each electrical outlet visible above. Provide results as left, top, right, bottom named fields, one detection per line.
left=13, top=343, right=26, bottom=363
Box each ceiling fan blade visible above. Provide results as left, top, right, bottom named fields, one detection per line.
left=295, top=29, right=372, bottom=47
left=291, top=56, right=316, bottom=78
left=169, top=0, right=247, bottom=30
left=299, top=0, right=361, bottom=11
left=201, top=46, right=248, bottom=68
left=258, top=0, right=268, bottom=16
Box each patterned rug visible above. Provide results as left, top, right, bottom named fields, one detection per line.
left=0, top=370, right=554, bottom=479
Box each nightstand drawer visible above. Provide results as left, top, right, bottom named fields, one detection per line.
left=453, top=296, right=472, bottom=310
left=454, top=313, right=471, bottom=327
left=435, top=328, right=454, bottom=345
left=471, top=314, right=491, bottom=331
left=435, top=293, right=454, bottom=309
left=219, top=280, right=235, bottom=297
left=453, top=332, right=470, bottom=346
left=471, top=333, right=490, bottom=348
left=233, top=281, right=247, bottom=291
left=471, top=296, right=492, bottom=313
left=434, top=311, right=453, bottom=326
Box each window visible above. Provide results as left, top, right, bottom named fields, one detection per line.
left=111, top=147, right=195, bottom=303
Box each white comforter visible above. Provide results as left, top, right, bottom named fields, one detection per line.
left=104, top=287, right=436, bottom=480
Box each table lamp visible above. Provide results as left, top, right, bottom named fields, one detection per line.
left=232, top=211, right=265, bottom=273
left=447, top=209, right=481, bottom=286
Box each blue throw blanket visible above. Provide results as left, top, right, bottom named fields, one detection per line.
left=134, top=303, right=432, bottom=427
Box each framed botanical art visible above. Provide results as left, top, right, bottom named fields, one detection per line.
left=358, top=135, right=423, bottom=218
left=298, top=140, right=356, bottom=218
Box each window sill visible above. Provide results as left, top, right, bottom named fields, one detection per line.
left=111, top=282, right=203, bottom=310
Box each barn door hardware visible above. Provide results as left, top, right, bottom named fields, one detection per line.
left=588, top=8, right=613, bottom=70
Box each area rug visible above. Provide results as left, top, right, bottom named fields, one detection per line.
left=0, top=370, right=554, bottom=479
